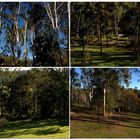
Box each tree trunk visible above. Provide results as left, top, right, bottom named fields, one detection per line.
left=106, top=34, right=109, bottom=48
left=14, top=2, right=20, bottom=66
left=118, top=107, right=120, bottom=125
left=103, top=88, right=106, bottom=116
left=97, top=24, right=101, bottom=43
left=76, top=16, right=81, bottom=37
left=115, top=14, right=119, bottom=46
left=81, top=27, right=85, bottom=52
left=24, top=18, right=28, bottom=66
left=97, top=105, right=100, bottom=123
left=100, top=33, right=102, bottom=56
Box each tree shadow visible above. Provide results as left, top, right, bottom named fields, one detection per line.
left=0, top=119, right=68, bottom=138
left=71, top=40, right=137, bottom=66
left=71, top=113, right=140, bottom=129
left=7, top=119, right=67, bottom=130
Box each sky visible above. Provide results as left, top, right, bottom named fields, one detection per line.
left=74, top=68, right=140, bottom=90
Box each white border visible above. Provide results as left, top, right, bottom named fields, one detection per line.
left=0, top=1, right=140, bottom=140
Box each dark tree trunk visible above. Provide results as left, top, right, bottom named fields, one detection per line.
left=118, top=108, right=120, bottom=125
left=81, top=28, right=85, bottom=52
left=97, top=106, right=100, bottom=123
left=106, top=34, right=109, bottom=48
left=97, top=24, right=101, bottom=43
left=100, top=34, right=102, bottom=56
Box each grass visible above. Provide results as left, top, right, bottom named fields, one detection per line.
left=71, top=109, right=140, bottom=138
left=0, top=119, right=69, bottom=138
left=71, top=37, right=137, bottom=66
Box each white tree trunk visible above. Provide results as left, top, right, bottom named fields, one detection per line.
left=15, top=3, right=20, bottom=44
left=30, top=24, right=35, bottom=63
left=103, top=87, right=106, bottom=116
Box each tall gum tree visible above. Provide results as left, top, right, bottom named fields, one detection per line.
left=41, top=2, right=66, bottom=65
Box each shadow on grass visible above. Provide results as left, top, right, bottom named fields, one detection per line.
left=71, top=50, right=136, bottom=66
left=0, top=119, right=68, bottom=138
left=71, top=112, right=140, bottom=129
left=7, top=119, right=68, bottom=130
left=71, top=41, right=137, bottom=66
left=0, top=127, right=66, bottom=138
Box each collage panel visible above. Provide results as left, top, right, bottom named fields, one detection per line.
left=0, top=2, right=69, bottom=67
left=71, top=2, right=139, bottom=67
left=70, top=68, right=140, bottom=138
left=0, top=68, right=69, bottom=138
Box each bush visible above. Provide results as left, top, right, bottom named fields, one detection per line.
left=0, top=118, right=8, bottom=129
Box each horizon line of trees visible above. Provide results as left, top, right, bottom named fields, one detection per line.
left=0, top=68, right=69, bottom=120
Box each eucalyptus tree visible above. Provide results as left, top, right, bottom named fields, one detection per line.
left=40, top=2, right=68, bottom=65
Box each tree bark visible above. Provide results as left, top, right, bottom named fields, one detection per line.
left=24, top=18, right=28, bottom=66
left=106, top=34, right=109, bottom=48
left=14, top=2, right=21, bottom=65
left=97, top=24, right=101, bottom=43
left=100, top=32, right=102, bottom=56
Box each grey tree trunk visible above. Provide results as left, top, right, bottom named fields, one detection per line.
left=24, top=18, right=28, bottom=66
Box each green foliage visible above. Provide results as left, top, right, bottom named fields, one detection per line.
left=0, top=68, right=69, bottom=120
left=0, top=2, right=68, bottom=66
left=71, top=2, right=138, bottom=66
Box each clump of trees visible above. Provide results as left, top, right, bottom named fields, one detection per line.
left=71, top=2, right=140, bottom=65
left=0, top=2, right=69, bottom=66
left=71, top=68, right=140, bottom=120
left=0, top=68, right=69, bottom=120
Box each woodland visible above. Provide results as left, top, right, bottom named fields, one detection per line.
left=71, top=68, right=140, bottom=138
left=0, top=2, right=69, bottom=66
left=71, top=2, right=140, bottom=66
left=0, top=68, right=69, bottom=138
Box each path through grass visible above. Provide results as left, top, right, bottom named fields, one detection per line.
left=0, top=119, right=69, bottom=138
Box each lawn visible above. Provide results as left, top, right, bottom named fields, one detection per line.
left=71, top=109, right=140, bottom=138
left=71, top=37, right=137, bottom=66
left=0, top=119, right=69, bottom=138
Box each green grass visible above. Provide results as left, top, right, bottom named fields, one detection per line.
left=71, top=37, right=137, bottom=66
left=0, top=119, right=69, bottom=138
left=71, top=111, right=140, bottom=138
